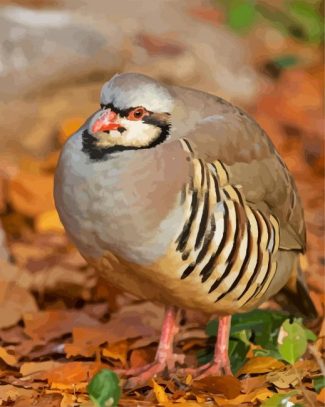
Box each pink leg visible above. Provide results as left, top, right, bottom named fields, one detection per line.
left=182, top=315, right=232, bottom=378
left=210, top=315, right=232, bottom=375
left=121, top=306, right=184, bottom=387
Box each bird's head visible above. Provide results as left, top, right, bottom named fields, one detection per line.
left=82, top=73, right=174, bottom=160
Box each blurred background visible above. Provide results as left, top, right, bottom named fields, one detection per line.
left=0, top=0, right=323, bottom=297
left=0, top=0, right=323, bottom=399
left=0, top=0, right=323, bottom=404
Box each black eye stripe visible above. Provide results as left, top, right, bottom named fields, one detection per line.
left=99, top=103, right=155, bottom=118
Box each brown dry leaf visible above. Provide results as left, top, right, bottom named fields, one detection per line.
left=152, top=379, right=169, bottom=404
left=64, top=325, right=111, bottom=358
left=238, top=356, right=285, bottom=375
left=192, top=376, right=241, bottom=399
left=40, top=361, right=102, bottom=385
left=0, top=384, right=34, bottom=405
left=9, top=243, right=53, bottom=268
left=35, top=210, right=64, bottom=234
left=50, top=382, right=88, bottom=393
left=20, top=361, right=63, bottom=377
left=23, top=309, right=99, bottom=343
left=0, top=280, right=38, bottom=329
left=0, top=346, right=18, bottom=367
left=266, top=360, right=318, bottom=390
left=240, top=375, right=268, bottom=394
left=15, top=392, right=63, bottom=407
left=0, top=325, right=27, bottom=345
left=267, top=369, right=299, bottom=389
left=129, top=347, right=156, bottom=369
left=102, top=340, right=128, bottom=366
left=257, top=70, right=323, bottom=135
left=60, top=392, right=91, bottom=407
left=8, top=171, right=55, bottom=217
left=213, top=387, right=274, bottom=406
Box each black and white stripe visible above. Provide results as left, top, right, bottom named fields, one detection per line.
left=175, top=138, right=280, bottom=307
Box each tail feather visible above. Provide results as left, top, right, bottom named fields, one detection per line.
left=274, top=255, right=318, bottom=319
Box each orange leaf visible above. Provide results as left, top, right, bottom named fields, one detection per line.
left=0, top=346, right=18, bottom=367
left=40, top=361, right=102, bottom=385
left=213, top=387, right=274, bottom=405
left=8, top=172, right=55, bottom=217
left=20, top=361, right=62, bottom=376
left=23, top=309, right=98, bottom=343
left=0, top=279, right=38, bottom=329
left=152, top=379, right=169, bottom=404
left=192, top=375, right=241, bottom=399
left=238, top=356, right=285, bottom=375
left=102, top=340, right=128, bottom=366
left=317, top=388, right=325, bottom=404
left=64, top=325, right=111, bottom=358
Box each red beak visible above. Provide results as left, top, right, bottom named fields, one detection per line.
left=92, top=110, right=120, bottom=133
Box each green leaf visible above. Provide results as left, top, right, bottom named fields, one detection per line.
left=253, top=347, right=282, bottom=359
left=87, top=369, right=121, bottom=407
left=288, top=0, right=324, bottom=43
left=205, top=319, right=218, bottom=337
left=261, top=391, right=298, bottom=407
left=227, top=0, right=257, bottom=33
left=228, top=337, right=249, bottom=374
left=278, top=319, right=307, bottom=365
left=231, top=309, right=287, bottom=347
left=314, top=376, right=325, bottom=393
left=304, top=327, right=317, bottom=342
left=272, top=55, right=300, bottom=69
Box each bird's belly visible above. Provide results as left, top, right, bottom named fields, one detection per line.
left=86, top=241, right=294, bottom=316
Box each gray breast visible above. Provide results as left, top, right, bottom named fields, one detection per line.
left=54, top=131, right=190, bottom=265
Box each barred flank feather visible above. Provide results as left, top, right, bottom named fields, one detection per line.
left=175, top=138, right=280, bottom=308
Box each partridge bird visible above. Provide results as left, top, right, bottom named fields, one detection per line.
left=54, top=73, right=315, bottom=384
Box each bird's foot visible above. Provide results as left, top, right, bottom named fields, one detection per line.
left=181, top=355, right=232, bottom=380
left=120, top=353, right=185, bottom=389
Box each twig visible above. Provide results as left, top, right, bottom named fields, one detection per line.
left=308, top=343, right=325, bottom=377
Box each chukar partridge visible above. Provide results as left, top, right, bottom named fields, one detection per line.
left=54, top=73, right=315, bottom=384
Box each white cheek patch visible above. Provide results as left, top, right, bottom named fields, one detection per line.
left=117, top=119, right=161, bottom=147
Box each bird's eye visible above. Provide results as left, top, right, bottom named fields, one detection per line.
left=128, top=107, right=148, bottom=121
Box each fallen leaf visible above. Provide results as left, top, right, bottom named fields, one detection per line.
left=0, top=384, right=34, bottom=405
left=20, top=361, right=63, bottom=377
left=192, top=376, right=241, bottom=399
left=65, top=326, right=111, bottom=358
left=40, top=361, right=103, bottom=385
left=129, top=347, right=156, bottom=369
left=8, top=172, right=55, bottom=217
left=238, top=356, right=285, bottom=375
left=241, top=375, right=268, bottom=393
left=0, top=346, right=18, bottom=367
left=317, top=388, right=325, bottom=403
left=213, top=387, right=274, bottom=406
left=152, top=379, right=169, bottom=404
left=23, top=309, right=99, bottom=343
left=102, top=341, right=128, bottom=366
left=0, top=280, right=38, bottom=329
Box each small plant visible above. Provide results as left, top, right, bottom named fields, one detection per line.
left=87, top=369, right=121, bottom=407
